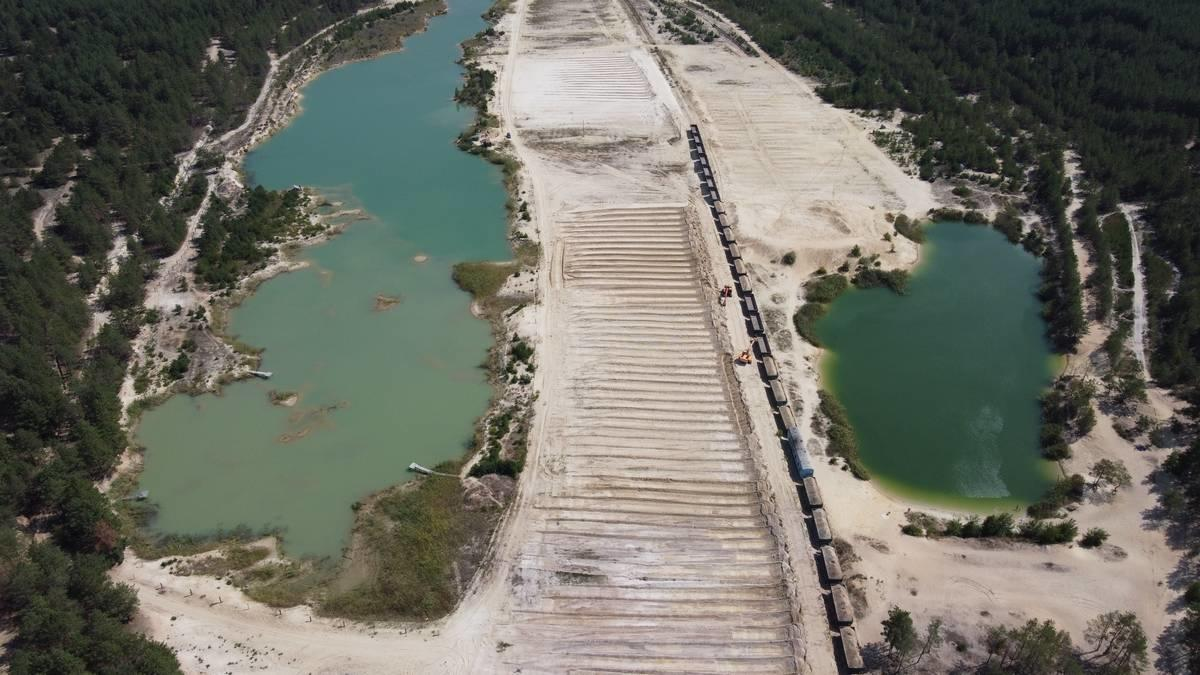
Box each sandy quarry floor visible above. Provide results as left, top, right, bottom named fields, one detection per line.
left=111, top=0, right=1186, bottom=672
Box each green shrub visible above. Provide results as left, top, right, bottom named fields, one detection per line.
left=818, top=390, right=867, bottom=479
left=793, top=303, right=829, bottom=346
left=929, top=207, right=965, bottom=221
left=992, top=206, right=1023, bottom=244
left=1080, top=528, right=1109, bottom=548
left=1020, top=519, right=1078, bottom=545
left=894, top=213, right=925, bottom=243
left=803, top=274, right=849, bottom=303
left=165, top=353, right=190, bottom=380
left=963, top=210, right=988, bottom=224
left=853, top=268, right=909, bottom=294
left=960, top=516, right=983, bottom=538
left=981, top=512, right=1015, bottom=537
left=509, top=339, right=533, bottom=363
left=781, top=251, right=796, bottom=265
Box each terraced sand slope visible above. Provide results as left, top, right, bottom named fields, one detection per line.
left=494, top=205, right=800, bottom=673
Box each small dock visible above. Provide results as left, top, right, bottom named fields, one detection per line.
left=407, top=462, right=462, bottom=478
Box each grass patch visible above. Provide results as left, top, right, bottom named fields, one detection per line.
left=180, top=546, right=270, bottom=577
left=320, top=460, right=496, bottom=620
left=514, top=240, right=541, bottom=267
left=131, top=527, right=267, bottom=561
left=452, top=260, right=519, bottom=302
left=244, top=561, right=334, bottom=607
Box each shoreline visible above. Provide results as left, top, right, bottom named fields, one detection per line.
left=110, top=0, right=464, bottom=562
left=111, top=0, right=536, bottom=640
left=117, top=0, right=450, bottom=419
left=810, top=218, right=1060, bottom=515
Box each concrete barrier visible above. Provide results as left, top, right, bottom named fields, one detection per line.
left=812, top=507, right=832, bottom=543
left=802, top=476, right=823, bottom=507
left=831, top=584, right=854, bottom=626
left=840, top=627, right=864, bottom=672
left=821, top=545, right=843, bottom=582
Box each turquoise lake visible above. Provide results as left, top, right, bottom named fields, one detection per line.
left=137, top=0, right=508, bottom=558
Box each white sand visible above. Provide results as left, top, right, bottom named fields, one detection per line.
left=111, top=0, right=1185, bottom=671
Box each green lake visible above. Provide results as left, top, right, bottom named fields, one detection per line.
left=816, top=222, right=1057, bottom=508
left=136, top=0, right=508, bottom=559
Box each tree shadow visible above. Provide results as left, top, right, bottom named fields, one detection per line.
left=1153, top=616, right=1192, bottom=674
left=1140, top=464, right=1199, bottom=671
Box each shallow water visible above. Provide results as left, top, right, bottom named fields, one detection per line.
left=136, top=0, right=508, bottom=558
left=816, top=222, right=1057, bottom=508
